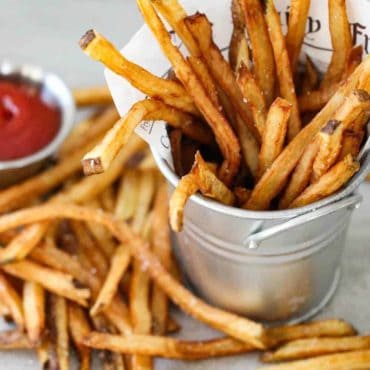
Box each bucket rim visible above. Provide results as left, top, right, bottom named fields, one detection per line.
left=151, top=144, right=369, bottom=220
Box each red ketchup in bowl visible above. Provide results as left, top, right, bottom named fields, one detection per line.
left=0, top=81, right=61, bottom=160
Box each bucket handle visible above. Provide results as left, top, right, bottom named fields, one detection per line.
left=243, top=194, right=362, bottom=249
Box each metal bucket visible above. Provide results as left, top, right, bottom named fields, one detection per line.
left=151, top=143, right=370, bottom=324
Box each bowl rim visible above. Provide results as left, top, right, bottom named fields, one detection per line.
left=0, top=61, right=75, bottom=171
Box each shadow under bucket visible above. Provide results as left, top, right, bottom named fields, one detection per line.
left=151, top=142, right=370, bottom=324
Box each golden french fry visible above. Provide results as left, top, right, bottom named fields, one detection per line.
left=237, top=63, right=267, bottom=135
left=80, top=29, right=198, bottom=115
left=312, top=90, right=370, bottom=182
left=259, top=349, right=370, bottom=370
left=3, top=261, right=90, bottom=306
left=0, top=203, right=266, bottom=347
left=257, top=98, right=291, bottom=179
left=169, top=174, right=199, bottom=232
left=83, top=332, right=254, bottom=359
left=151, top=185, right=171, bottom=335
left=262, top=335, right=370, bottom=363
left=321, top=0, right=352, bottom=88
left=289, top=154, right=359, bottom=208
left=285, top=0, right=311, bottom=72
left=278, top=138, right=319, bottom=209
left=90, top=245, right=130, bottom=316
left=36, top=336, right=57, bottom=370
left=239, top=0, right=275, bottom=105
left=0, top=330, right=32, bottom=350
left=82, top=99, right=212, bottom=175
left=73, top=86, right=112, bottom=107
left=166, top=316, right=181, bottom=334
left=136, top=0, right=241, bottom=185
left=301, top=55, right=320, bottom=94
left=191, top=152, right=235, bottom=206
left=23, top=281, right=45, bottom=345
left=185, top=13, right=261, bottom=141
left=0, top=272, right=24, bottom=328
left=265, top=0, right=301, bottom=141
left=234, top=187, right=252, bottom=206
left=246, top=56, right=370, bottom=210
left=100, top=186, right=116, bottom=213
left=68, top=303, right=91, bottom=370
left=229, top=29, right=250, bottom=73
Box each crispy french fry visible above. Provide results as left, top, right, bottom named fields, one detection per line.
left=246, top=56, right=370, bottom=210
left=82, top=99, right=212, bottom=175
left=115, top=169, right=141, bottom=222
left=83, top=332, right=254, bottom=359
left=151, top=185, right=171, bottom=335
left=239, top=0, right=276, bottom=105
left=73, top=86, right=112, bottom=107
left=278, top=138, right=320, bottom=209
left=23, top=281, right=45, bottom=345
left=321, top=0, right=352, bottom=88
left=169, top=174, right=199, bottom=232
left=312, top=90, right=370, bottom=182
left=136, top=0, right=241, bottom=185
left=237, top=64, right=267, bottom=135
left=229, top=29, right=250, bottom=73
left=37, top=336, right=58, bottom=370
left=259, top=349, right=370, bottom=370
left=285, top=0, right=311, bottom=72
left=90, top=245, right=130, bottom=316
left=80, top=29, right=198, bottom=115
left=191, top=151, right=235, bottom=206
left=166, top=316, right=181, bottom=334
left=100, top=186, right=116, bottom=213
left=299, top=81, right=339, bottom=112
left=265, top=0, right=301, bottom=141
left=0, top=272, right=24, bottom=328
left=289, top=154, right=359, bottom=208
left=185, top=13, right=261, bottom=141
left=68, top=303, right=91, bottom=370
left=257, top=98, right=291, bottom=179
left=0, top=203, right=266, bottom=347
left=262, top=335, right=370, bottom=363
left=0, top=330, right=32, bottom=350
left=50, top=295, right=69, bottom=370
left=234, top=187, right=251, bottom=206
left=2, top=260, right=90, bottom=306
left=301, top=55, right=320, bottom=94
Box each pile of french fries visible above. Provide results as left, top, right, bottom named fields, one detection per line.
left=80, top=0, right=370, bottom=232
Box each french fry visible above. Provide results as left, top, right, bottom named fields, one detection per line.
left=82, top=99, right=212, bottom=175
left=278, top=138, right=320, bottom=209
left=257, top=98, right=291, bottom=179
left=0, top=330, right=32, bottom=350
left=2, top=260, right=90, bottom=306
left=37, top=336, right=58, bottom=370
left=90, top=245, right=130, bottom=316
left=73, top=86, right=112, bottom=107
left=311, top=90, right=370, bottom=182
left=262, top=335, right=370, bottom=363
left=289, top=154, right=359, bottom=208
left=229, top=29, right=250, bottom=73
left=80, top=29, right=198, bottom=115
left=234, top=187, right=251, bottom=206
left=151, top=185, right=171, bottom=335
left=169, top=174, right=199, bottom=232
left=320, top=0, right=352, bottom=88
left=239, top=0, right=276, bottom=105
left=0, top=272, right=24, bottom=328
left=259, top=349, right=370, bottom=370
left=83, top=332, right=254, bottom=359
left=0, top=203, right=266, bottom=347
left=68, top=303, right=91, bottom=370
left=185, top=13, right=261, bottom=140
left=50, top=295, right=69, bottom=370
left=265, top=0, right=301, bottom=141
left=285, top=0, right=311, bottom=73
left=100, top=186, right=116, bottom=213
left=23, top=281, right=45, bottom=345
left=237, top=63, right=267, bottom=135
left=301, top=55, right=320, bottom=94
left=136, top=0, right=241, bottom=185
left=115, top=169, right=141, bottom=222
left=166, top=316, right=181, bottom=334
left=246, top=56, right=370, bottom=210
left=191, top=152, right=235, bottom=206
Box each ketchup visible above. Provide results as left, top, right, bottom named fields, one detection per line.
left=0, top=81, right=61, bottom=160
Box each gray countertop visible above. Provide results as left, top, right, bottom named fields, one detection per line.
left=1, top=1, right=370, bottom=369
